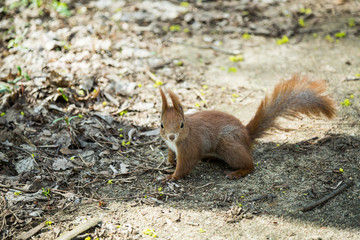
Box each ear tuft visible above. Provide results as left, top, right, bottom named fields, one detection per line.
left=168, top=89, right=184, bottom=117
left=159, top=88, right=168, bottom=113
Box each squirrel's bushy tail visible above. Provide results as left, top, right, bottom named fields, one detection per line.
left=246, top=75, right=336, bottom=141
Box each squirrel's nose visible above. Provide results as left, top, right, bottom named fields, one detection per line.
left=168, top=134, right=176, bottom=141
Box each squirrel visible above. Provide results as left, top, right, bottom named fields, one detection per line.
left=159, top=75, right=336, bottom=181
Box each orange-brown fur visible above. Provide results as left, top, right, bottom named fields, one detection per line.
left=159, top=75, right=336, bottom=181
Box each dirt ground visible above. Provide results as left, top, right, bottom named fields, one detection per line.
left=0, top=0, right=360, bottom=239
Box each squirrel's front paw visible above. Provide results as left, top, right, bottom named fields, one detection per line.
left=162, top=174, right=179, bottom=183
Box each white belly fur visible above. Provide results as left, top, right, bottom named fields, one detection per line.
left=165, top=140, right=177, bottom=156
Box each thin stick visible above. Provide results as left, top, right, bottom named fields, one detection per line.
left=16, top=222, right=46, bottom=240
left=300, top=180, right=354, bottom=212
left=55, top=218, right=102, bottom=240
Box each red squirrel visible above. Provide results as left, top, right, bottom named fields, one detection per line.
left=159, top=75, right=336, bottom=181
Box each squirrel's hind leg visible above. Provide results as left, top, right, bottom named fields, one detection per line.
left=217, top=141, right=254, bottom=179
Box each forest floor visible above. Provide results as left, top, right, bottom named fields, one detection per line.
left=0, top=0, right=360, bottom=239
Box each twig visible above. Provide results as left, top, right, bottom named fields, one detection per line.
left=16, top=222, right=46, bottom=240
left=55, top=218, right=102, bottom=240
left=300, top=180, right=354, bottom=212
left=196, top=182, right=215, bottom=189
left=343, top=77, right=360, bottom=82
left=0, top=183, right=35, bottom=193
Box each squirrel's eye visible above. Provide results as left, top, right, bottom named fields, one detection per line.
left=161, top=123, right=164, bottom=128
left=180, top=122, right=184, bottom=128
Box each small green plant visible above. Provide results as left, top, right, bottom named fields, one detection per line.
left=1, top=112, right=6, bottom=117
left=298, top=18, right=306, bottom=27
left=180, top=2, right=189, bottom=7
left=199, top=228, right=206, bottom=233
left=6, top=66, right=30, bottom=93
left=229, top=55, right=244, bottom=62
left=325, top=34, right=334, bottom=43
left=348, top=18, right=355, bottom=27
left=158, top=187, right=163, bottom=197
left=51, top=0, right=71, bottom=17
left=121, top=141, right=131, bottom=146
left=335, top=32, right=346, bottom=38
left=242, top=33, right=251, bottom=39
left=119, top=110, right=128, bottom=116
left=300, top=7, right=312, bottom=15
left=107, top=179, right=113, bottom=185
left=341, top=99, right=351, bottom=106
left=45, top=220, right=53, bottom=229
left=276, top=35, right=289, bottom=45
left=143, top=228, right=157, bottom=238
left=14, top=191, right=22, bottom=195
left=169, top=25, right=181, bottom=32
left=45, top=220, right=53, bottom=226
left=42, top=188, right=51, bottom=198
left=53, top=114, right=83, bottom=146
left=228, top=67, right=238, bottom=73
left=57, top=88, right=68, bottom=102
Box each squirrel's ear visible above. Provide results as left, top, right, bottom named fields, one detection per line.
left=168, top=89, right=184, bottom=117
left=159, top=88, right=168, bottom=113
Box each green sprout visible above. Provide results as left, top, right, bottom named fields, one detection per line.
left=199, top=228, right=206, bottom=233
left=6, top=66, right=30, bottom=93
left=339, top=168, right=344, bottom=173
left=169, top=25, right=181, bottom=32
left=107, top=179, right=113, bottom=185
left=335, top=32, right=346, bottom=38
left=229, top=55, right=244, bottom=62
left=51, top=1, right=71, bottom=17
left=180, top=2, right=189, bottom=7
left=1, top=112, right=6, bottom=117
left=45, top=220, right=53, bottom=226
left=42, top=188, right=51, bottom=198
left=228, top=67, right=238, bottom=73
left=14, top=191, right=22, bottom=195
left=119, top=110, right=128, bottom=116
left=53, top=114, right=83, bottom=146
left=242, top=33, right=251, bottom=39
left=121, top=141, right=131, bottom=146
left=143, top=228, right=157, bottom=238
left=298, top=18, right=306, bottom=27
left=325, top=35, right=334, bottom=43
left=158, top=187, right=163, bottom=197
left=57, top=88, right=68, bottom=102
left=300, top=7, right=312, bottom=15
left=341, top=99, right=351, bottom=106
left=348, top=18, right=355, bottom=27
left=153, top=80, right=163, bottom=88
left=276, top=35, right=289, bottom=45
